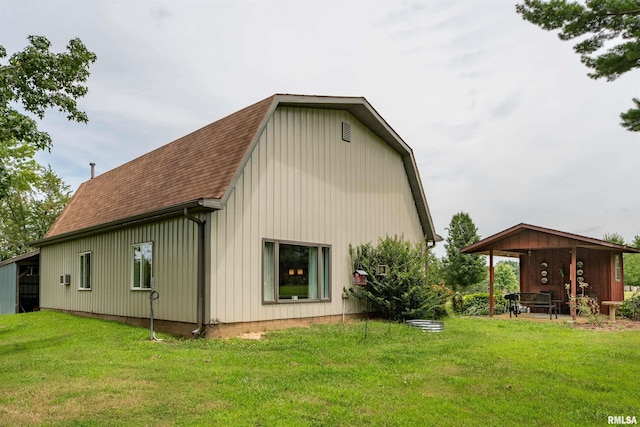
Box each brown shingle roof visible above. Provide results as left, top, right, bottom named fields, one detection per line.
left=45, top=95, right=276, bottom=238
left=38, top=94, right=437, bottom=244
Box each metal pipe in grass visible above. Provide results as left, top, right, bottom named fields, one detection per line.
left=406, top=319, right=444, bottom=332
left=149, top=285, right=162, bottom=341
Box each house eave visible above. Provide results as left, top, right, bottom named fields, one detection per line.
left=31, top=199, right=222, bottom=247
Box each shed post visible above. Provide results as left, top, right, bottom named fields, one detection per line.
left=570, top=246, right=577, bottom=320
left=489, top=249, right=494, bottom=317
left=15, top=262, right=19, bottom=313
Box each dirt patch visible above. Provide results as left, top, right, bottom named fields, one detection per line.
left=239, top=332, right=265, bottom=340
left=486, top=313, right=640, bottom=331
left=570, top=319, right=640, bottom=332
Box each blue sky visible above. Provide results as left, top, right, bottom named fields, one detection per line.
left=2, top=0, right=638, bottom=255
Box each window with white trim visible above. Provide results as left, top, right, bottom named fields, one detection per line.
left=132, top=242, right=153, bottom=290
left=615, top=254, right=621, bottom=282
left=263, top=240, right=330, bottom=303
left=79, top=252, right=91, bottom=290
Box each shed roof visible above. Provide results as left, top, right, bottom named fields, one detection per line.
left=35, top=94, right=437, bottom=245
left=461, top=223, right=640, bottom=257
left=0, top=250, right=40, bottom=267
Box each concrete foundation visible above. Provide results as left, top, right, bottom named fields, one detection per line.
left=44, top=309, right=364, bottom=339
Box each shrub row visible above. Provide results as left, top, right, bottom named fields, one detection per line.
left=451, top=292, right=508, bottom=316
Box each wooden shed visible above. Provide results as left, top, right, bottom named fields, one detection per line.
left=0, top=250, right=40, bottom=314
left=461, top=224, right=640, bottom=319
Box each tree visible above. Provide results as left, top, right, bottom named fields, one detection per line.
left=0, top=165, right=71, bottom=260
left=625, top=254, right=640, bottom=287
left=603, top=232, right=626, bottom=245
left=500, top=259, right=521, bottom=284
left=515, top=0, right=640, bottom=131
left=0, top=35, right=96, bottom=198
left=603, top=232, right=640, bottom=287
left=442, top=212, right=487, bottom=291
left=494, top=261, right=520, bottom=294
left=624, top=234, right=640, bottom=287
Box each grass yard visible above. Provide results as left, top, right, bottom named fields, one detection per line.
left=1, top=312, right=639, bottom=426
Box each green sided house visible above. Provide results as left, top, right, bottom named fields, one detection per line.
left=32, top=94, right=437, bottom=337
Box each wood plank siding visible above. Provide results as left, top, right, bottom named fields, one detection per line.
left=519, top=248, right=616, bottom=307
left=40, top=217, right=199, bottom=323
left=209, top=106, right=424, bottom=323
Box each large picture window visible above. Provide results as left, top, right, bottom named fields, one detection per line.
left=263, top=240, right=330, bottom=303
left=79, top=252, right=91, bottom=290
left=132, top=242, right=153, bottom=290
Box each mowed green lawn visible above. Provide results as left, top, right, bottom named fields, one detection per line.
left=1, top=312, right=639, bottom=426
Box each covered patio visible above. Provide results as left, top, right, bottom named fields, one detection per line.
left=461, top=223, right=640, bottom=320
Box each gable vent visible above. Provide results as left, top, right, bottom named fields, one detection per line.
left=342, top=122, right=351, bottom=142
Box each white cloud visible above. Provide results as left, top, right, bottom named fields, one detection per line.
left=3, top=0, right=639, bottom=250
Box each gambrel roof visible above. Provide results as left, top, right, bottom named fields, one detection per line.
left=35, top=94, right=437, bottom=245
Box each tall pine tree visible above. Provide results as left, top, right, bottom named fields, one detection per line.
left=443, top=212, right=486, bottom=291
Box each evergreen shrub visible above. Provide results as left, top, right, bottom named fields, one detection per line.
left=462, top=293, right=507, bottom=316
left=349, top=236, right=451, bottom=321
left=619, top=294, right=640, bottom=321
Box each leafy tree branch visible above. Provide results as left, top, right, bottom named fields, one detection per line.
left=0, top=165, right=71, bottom=260
left=516, top=0, right=640, bottom=131
left=0, top=35, right=96, bottom=198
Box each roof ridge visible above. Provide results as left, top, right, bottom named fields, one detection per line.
left=82, top=94, right=278, bottom=186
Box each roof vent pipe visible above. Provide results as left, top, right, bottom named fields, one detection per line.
left=90, top=163, right=96, bottom=179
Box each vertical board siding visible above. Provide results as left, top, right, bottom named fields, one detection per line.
left=210, top=107, right=424, bottom=323
left=40, top=217, right=198, bottom=323
left=520, top=247, right=616, bottom=314
left=0, top=263, right=17, bottom=314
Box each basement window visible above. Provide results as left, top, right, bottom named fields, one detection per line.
left=79, top=252, right=92, bottom=290
left=132, top=242, right=153, bottom=290
left=263, top=239, right=330, bottom=303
